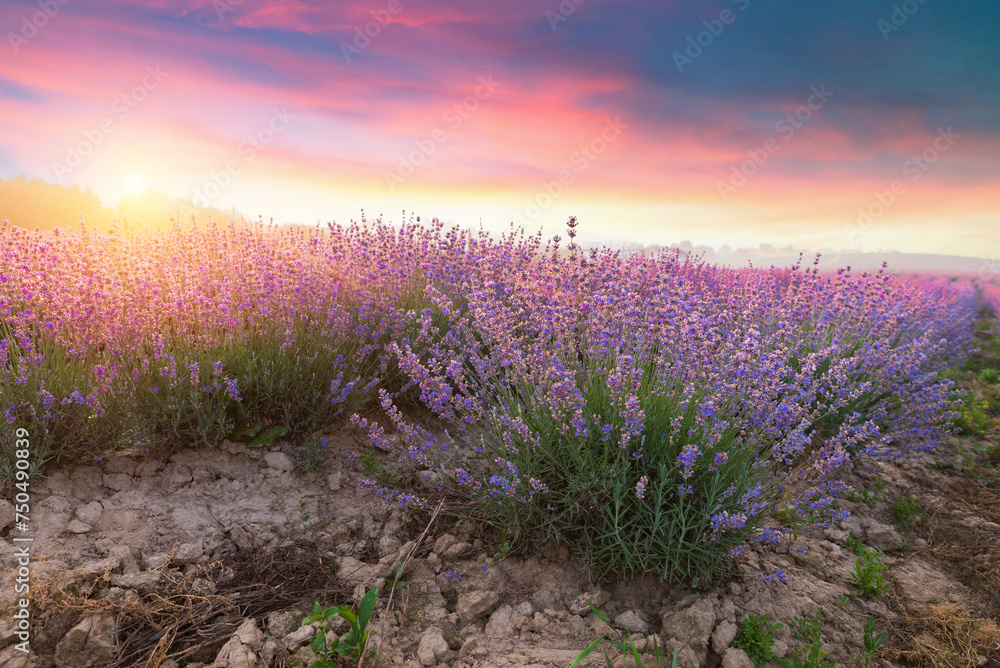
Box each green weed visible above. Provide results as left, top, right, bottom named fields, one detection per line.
left=570, top=601, right=681, bottom=668
left=779, top=609, right=834, bottom=668
left=301, top=586, right=379, bottom=666
left=851, top=548, right=891, bottom=600
left=732, top=613, right=782, bottom=668
left=843, top=532, right=865, bottom=555
left=297, top=436, right=330, bottom=473
left=891, top=492, right=924, bottom=529
left=859, top=616, right=886, bottom=668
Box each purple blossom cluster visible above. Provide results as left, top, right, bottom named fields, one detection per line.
left=0, top=215, right=987, bottom=580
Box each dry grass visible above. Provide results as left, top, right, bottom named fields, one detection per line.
left=891, top=603, right=1000, bottom=667
left=5, top=543, right=348, bottom=667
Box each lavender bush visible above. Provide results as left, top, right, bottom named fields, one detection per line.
left=0, top=214, right=982, bottom=584
left=362, top=219, right=975, bottom=582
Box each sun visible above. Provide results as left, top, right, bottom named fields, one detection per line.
left=124, top=175, right=145, bottom=195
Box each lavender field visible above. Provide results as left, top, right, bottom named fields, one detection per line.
left=2, top=215, right=993, bottom=590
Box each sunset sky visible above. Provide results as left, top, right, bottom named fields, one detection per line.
left=1, top=0, right=997, bottom=256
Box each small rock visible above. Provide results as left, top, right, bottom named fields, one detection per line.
left=327, top=471, right=343, bottom=491
left=456, top=590, right=500, bottom=625
left=660, top=639, right=700, bottom=668
left=485, top=605, right=515, bottom=638
left=840, top=514, right=863, bottom=536
left=264, top=452, right=294, bottom=472
left=260, top=639, right=279, bottom=665
left=144, top=554, right=170, bottom=570
left=0, top=646, right=34, bottom=668
left=73, top=557, right=120, bottom=578
left=172, top=542, right=203, bottom=565
left=711, top=620, right=738, bottom=654
left=719, top=599, right=737, bottom=624
left=417, top=626, right=449, bottom=666
left=135, top=459, right=164, bottom=477
left=54, top=614, right=116, bottom=667
left=192, top=468, right=215, bottom=484
left=433, top=533, right=460, bottom=556
left=75, top=502, right=103, bottom=526
left=108, top=545, right=142, bottom=574
left=865, top=522, right=903, bottom=551
left=569, top=589, right=611, bottom=615
left=661, top=597, right=715, bottom=661
left=721, top=647, right=756, bottom=668
left=281, top=623, right=319, bottom=650
left=440, top=541, right=472, bottom=560
left=268, top=610, right=301, bottom=638
left=615, top=610, right=649, bottom=635
left=426, top=552, right=442, bottom=573
left=110, top=571, right=161, bottom=592
left=102, top=473, right=132, bottom=491
left=233, top=618, right=265, bottom=651
left=212, top=618, right=264, bottom=668
left=336, top=556, right=373, bottom=587
left=0, top=618, right=17, bottom=645
left=104, top=457, right=137, bottom=476
left=824, top=527, right=849, bottom=543
left=66, top=519, right=92, bottom=534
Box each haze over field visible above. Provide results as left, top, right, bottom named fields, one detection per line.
left=0, top=0, right=997, bottom=259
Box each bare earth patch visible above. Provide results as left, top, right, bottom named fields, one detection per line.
left=1, top=428, right=998, bottom=668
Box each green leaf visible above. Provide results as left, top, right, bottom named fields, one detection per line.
left=249, top=425, right=289, bottom=448
left=569, top=637, right=605, bottom=668
left=627, top=635, right=643, bottom=668
left=587, top=602, right=611, bottom=625
left=359, top=586, right=379, bottom=630
left=310, top=631, right=326, bottom=655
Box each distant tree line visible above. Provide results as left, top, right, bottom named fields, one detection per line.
left=0, top=176, right=238, bottom=233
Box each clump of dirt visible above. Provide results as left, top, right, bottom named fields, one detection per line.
left=0, top=423, right=997, bottom=668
